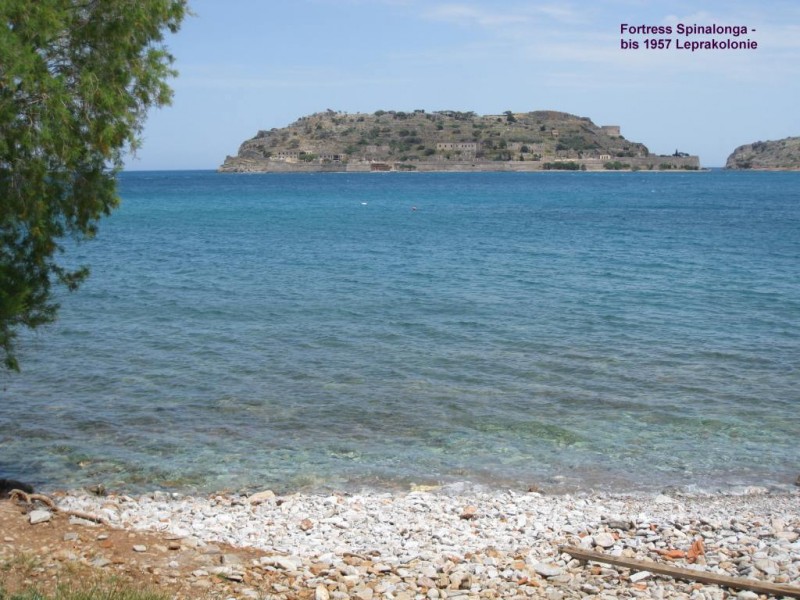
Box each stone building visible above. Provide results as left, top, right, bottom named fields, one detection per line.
left=601, top=125, right=621, bottom=137
left=436, top=142, right=479, bottom=152
left=274, top=150, right=300, bottom=160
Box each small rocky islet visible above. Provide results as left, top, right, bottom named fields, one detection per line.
left=36, top=486, right=800, bottom=599
left=725, top=136, right=800, bottom=170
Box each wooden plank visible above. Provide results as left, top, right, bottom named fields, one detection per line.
left=560, top=545, right=800, bottom=599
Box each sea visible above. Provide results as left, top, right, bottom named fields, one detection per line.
left=2, top=170, right=798, bottom=495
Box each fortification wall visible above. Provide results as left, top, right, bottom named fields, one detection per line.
left=219, top=158, right=348, bottom=173
left=219, top=155, right=701, bottom=173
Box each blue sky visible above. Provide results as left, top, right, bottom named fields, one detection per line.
left=126, top=0, right=800, bottom=170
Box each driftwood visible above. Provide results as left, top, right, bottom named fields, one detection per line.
left=8, top=489, right=107, bottom=525
left=561, top=545, right=800, bottom=599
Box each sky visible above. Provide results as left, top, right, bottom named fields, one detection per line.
left=124, top=0, right=800, bottom=170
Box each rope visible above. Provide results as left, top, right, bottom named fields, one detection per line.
left=9, top=489, right=108, bottom=525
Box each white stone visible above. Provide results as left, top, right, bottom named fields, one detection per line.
left=29, top=510, right=52, bottom=524
left=248, top=490, right=275, bottom=504
left=753, top=558, right=779, bottom=576
left=89, top=556, right=112, bottom=569
left=653, top=494, right=675, bottom=505
left=531, top=562, right=563, bottom=578
left=260, top=555, right=302, bottom=571
left=354, top=588, right=374, bottom=600
left=593, top=532, right=616, bottom=548
left=315, top=584, right=330, bottom=600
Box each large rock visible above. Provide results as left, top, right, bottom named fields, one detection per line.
left=726, top=136, right=800, bottom=170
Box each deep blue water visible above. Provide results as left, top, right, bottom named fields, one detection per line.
left=2, top=170, right=799, bottom=494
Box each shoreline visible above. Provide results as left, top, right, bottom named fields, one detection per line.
left=27, top=467, right=800, bottom=500
left=42, top=485, right=800, bottom=599
left=216, top=164, right=706, bottom=174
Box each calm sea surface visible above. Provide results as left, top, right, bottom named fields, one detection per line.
left=2, top=170, right=799, bottom=494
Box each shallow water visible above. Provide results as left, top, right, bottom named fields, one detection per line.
left=2, top=170, right=799, bottom=494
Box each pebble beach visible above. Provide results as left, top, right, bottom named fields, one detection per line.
left=52, top=485, right=800, bottom=599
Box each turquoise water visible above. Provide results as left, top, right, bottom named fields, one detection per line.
left=2, top=170, right=798, bottom=494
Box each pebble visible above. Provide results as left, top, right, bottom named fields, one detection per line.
left=91, top=557, right=112, bottom=568
left=29, top=510, right=52, bottom=524
left=593, top=532, right=616, bottom=548
left=753, top=558, right=779, bottom=576
left=248, top=490, right=275, bottom=504
left=531, top=562, right=563, bottom=578
left=53, top=487, right=800, bottom=599
left=260, top=555, right=302, bottom=571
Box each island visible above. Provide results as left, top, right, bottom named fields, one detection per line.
left=219, top=109, right=700, bottom=173
left=726, top=136, right=800, bottom=170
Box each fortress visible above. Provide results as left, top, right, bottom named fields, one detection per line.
left=220, top=110, right=700, bottom=173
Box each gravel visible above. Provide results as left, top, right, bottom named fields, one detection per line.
left=56, top=485, right=800, bottom=599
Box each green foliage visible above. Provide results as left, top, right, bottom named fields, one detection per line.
left=542, top=161, right=580, bottom=170
left=437, top=110, right=476, bottom=121
left=603, top=161, right=630, bottom=170
left=556, top=135, right=597, bottom=152
left=0, top=0, right=186, bottom=370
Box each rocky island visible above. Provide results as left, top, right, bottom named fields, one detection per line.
left=726, top=136, right=800, bottom=170
left=219, top=110, right=700, bottom=173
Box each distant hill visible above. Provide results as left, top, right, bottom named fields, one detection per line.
left=726, top=137, right=800, bottom=170
left=220, top=109, right=700, bottom=172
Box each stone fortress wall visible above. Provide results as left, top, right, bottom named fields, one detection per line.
left=221, top=155, right=701, bottom=173
left=219, top=120, right=701, bottom=173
